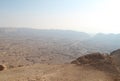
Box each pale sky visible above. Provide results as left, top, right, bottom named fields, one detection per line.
left=0, top=0, right=120, bottom=33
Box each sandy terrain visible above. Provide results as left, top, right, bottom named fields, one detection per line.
left=0, top=64, right=117, bottom=81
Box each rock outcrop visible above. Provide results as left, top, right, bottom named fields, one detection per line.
left=0, top=65, right=5, bottom=71
left=71, top=53, right=118, bottom=73
left=110, top=49, right=120, bottom=72
left=71, top=49, right=120, bottom=80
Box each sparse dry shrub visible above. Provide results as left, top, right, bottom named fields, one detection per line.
left=8, top=65, right=14, bottom=69
left=18, top=65, right=24, bottom=67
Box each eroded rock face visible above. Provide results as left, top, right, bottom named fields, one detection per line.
left=71, top=53, right=112, bottom=65
left=0, top=65, right=5, bottom=71
left=71, top=52, right=118, bottom=74
left=71, top=49, right=120, bottom=67
left=110, top=49, right=120, bottom=72
left=111, top=49, right=120, bottom=55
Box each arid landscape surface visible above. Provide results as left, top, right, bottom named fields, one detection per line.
left=0, top=28, right=120, bottom=81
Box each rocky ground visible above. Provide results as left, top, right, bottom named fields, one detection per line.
left=0, top=49, right=120, bottom=81
left=0, top=28, right=120, bottom=81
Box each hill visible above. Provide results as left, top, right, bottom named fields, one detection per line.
left=71, top=50, right=120, bottom=81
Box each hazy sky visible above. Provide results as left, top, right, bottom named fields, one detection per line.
left=0, top=0, right=120, bottom=33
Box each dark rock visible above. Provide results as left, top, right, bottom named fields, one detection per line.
left=0, top=65, right=5, bottom=71
left=110, top=49, right=120, bottom=72
left=71, top=52, right=118, bottom=74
